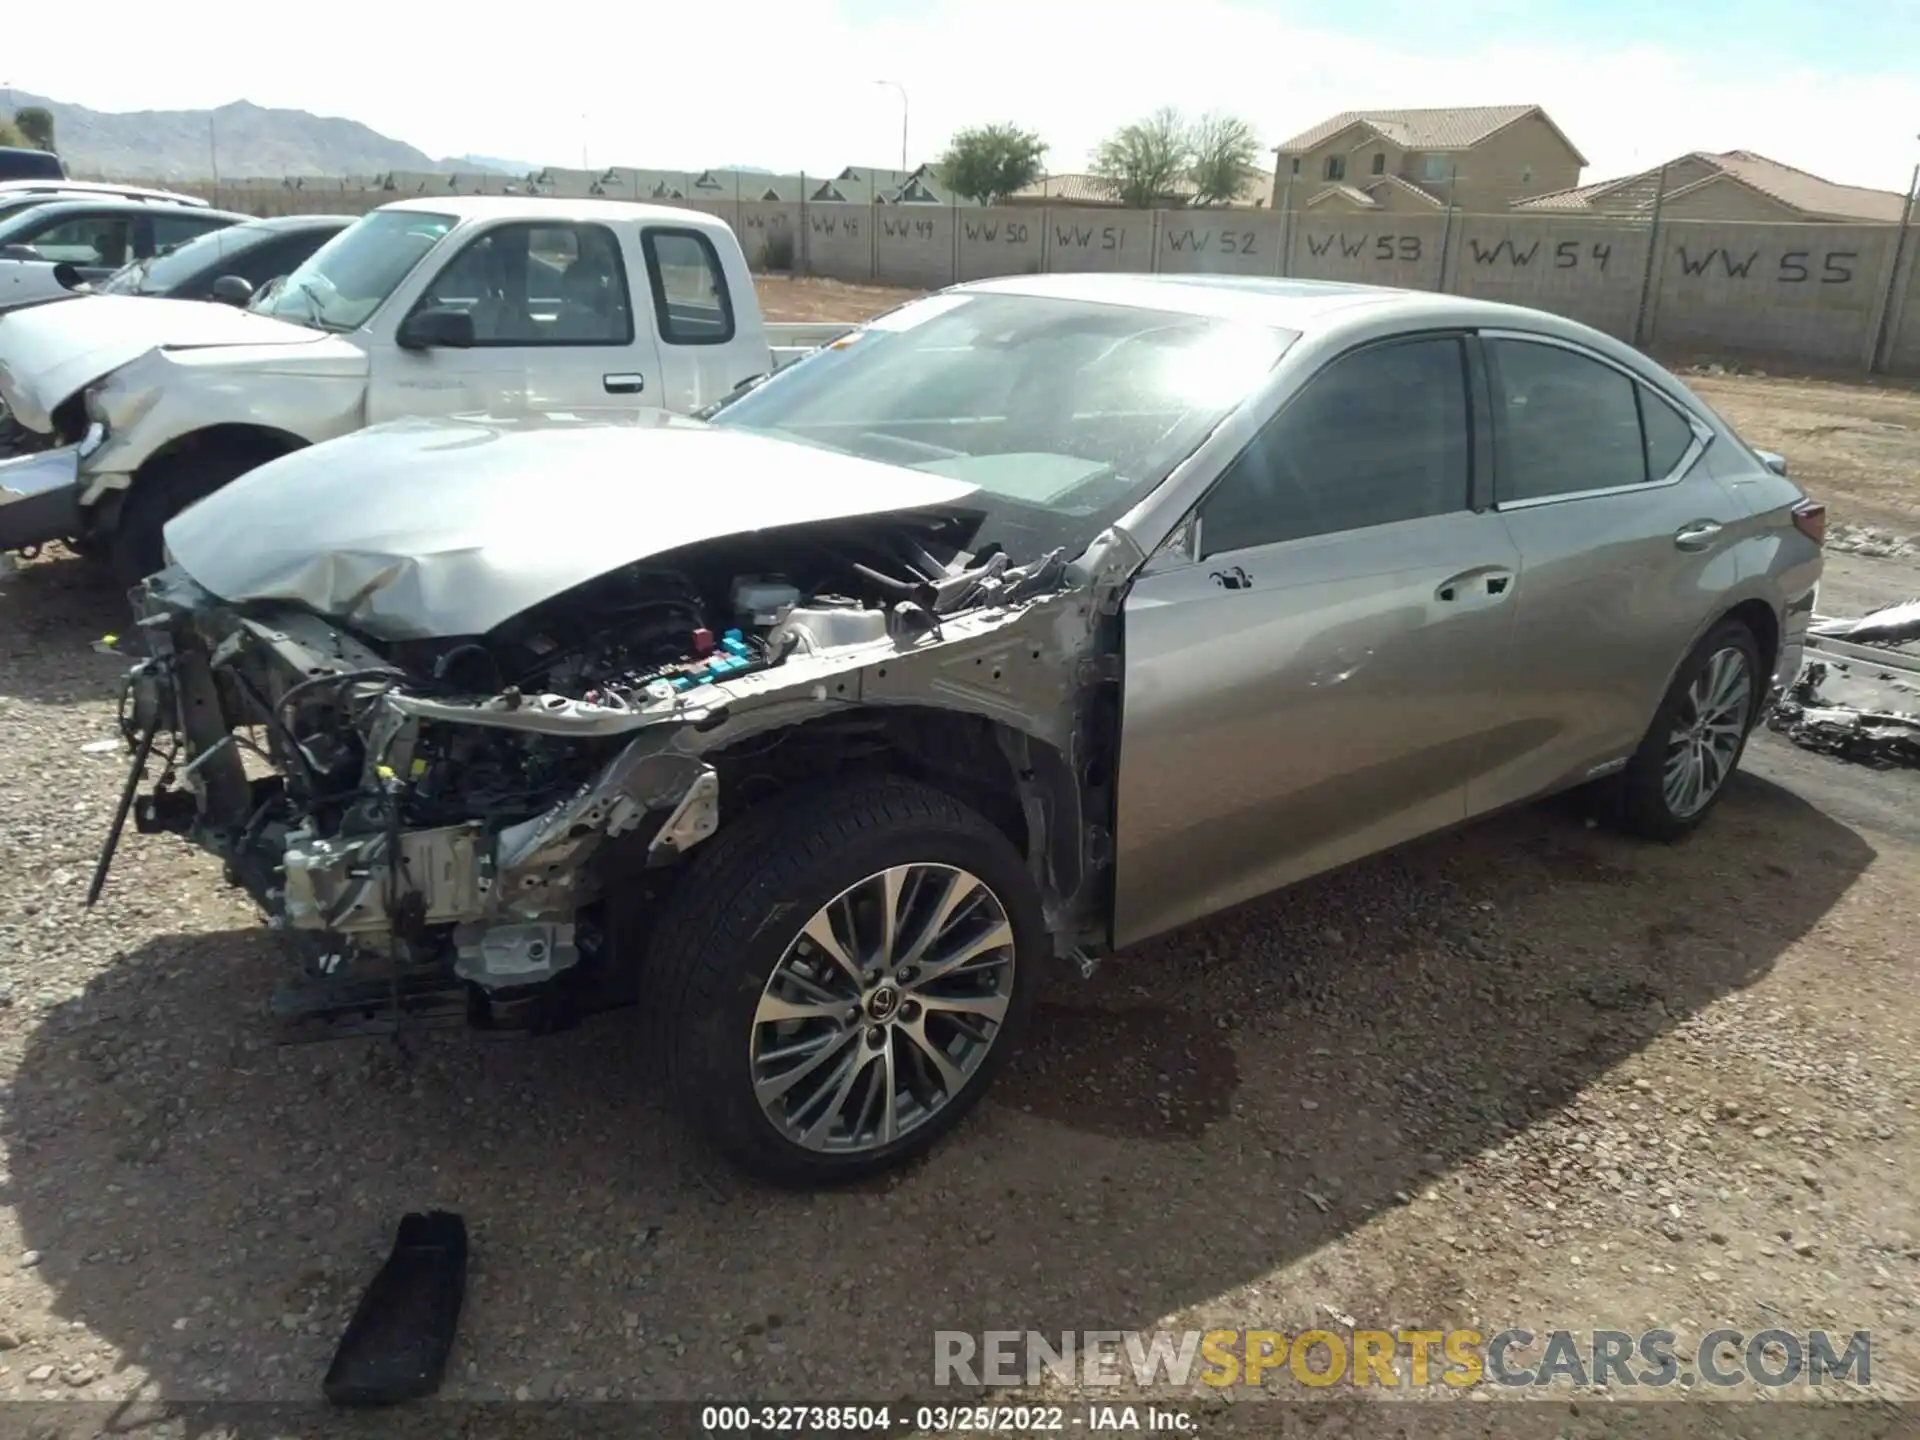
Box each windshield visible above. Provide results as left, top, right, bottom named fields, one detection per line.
left=251, top=209, right=454, bottom=332
left=96, top=221, right=272, bottom=295
left=706, top=291, right=1295, bottom=560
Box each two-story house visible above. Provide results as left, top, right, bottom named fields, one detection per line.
left=1270, top=105, right=1587, bottom=215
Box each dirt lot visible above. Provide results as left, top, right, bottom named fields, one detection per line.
left=0, top=280, right=1914, bottom=1430
left=756, top=275, right=921, bottom=326
left=1690, top=372, right=1920, bottom=545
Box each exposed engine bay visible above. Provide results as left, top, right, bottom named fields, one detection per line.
left=107, top=509, right=1125, bottom=1036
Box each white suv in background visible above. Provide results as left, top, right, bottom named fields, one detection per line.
left=0, top=180, right=211, bottom=209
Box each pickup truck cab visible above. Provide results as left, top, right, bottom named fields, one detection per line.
left=0, top=196, right=844, bottom=582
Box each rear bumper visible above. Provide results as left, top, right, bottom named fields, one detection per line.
left=0, top=443, right=82, bottom=551
left=1763, top=579, right=1820, bottom=716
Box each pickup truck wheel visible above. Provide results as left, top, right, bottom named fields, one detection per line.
left=641, top=776, right=1042, bottom=1187
left=108, top=446, right=275, bottom=591
left=1614, top=618, right=1762, bottom=841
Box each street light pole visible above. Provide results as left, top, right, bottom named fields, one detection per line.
left=874, top=80, right=908, bottom=175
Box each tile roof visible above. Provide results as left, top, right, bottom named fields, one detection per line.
left=1277, top=106, right=1541, bottom=155
left=1008, top=172, right=1125, bottom=204
left=1371, top=174, right=1447, bottom=207
left=1712, top=151, right=1908, bottom=222
left=1515, top=151, right=1909, bottom=222
left=1301, top=175, right=1450, bottom=211
left=1304, top=183, right=1381, bottom=209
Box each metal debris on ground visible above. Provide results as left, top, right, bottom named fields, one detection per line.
left=1770, top=599, right=1920, bottom=769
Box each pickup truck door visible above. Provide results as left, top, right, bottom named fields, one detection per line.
left=366, top=217, right=663, bottom=424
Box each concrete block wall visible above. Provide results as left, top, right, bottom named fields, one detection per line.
left=161, top=178, right=1920, bottom=373
left=1641, top=223, right=1897, bottom=368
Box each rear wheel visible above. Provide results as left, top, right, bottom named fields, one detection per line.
left=1615, top=618, right=1762, bottom=840
left=639, top=776, right=1042, bottom=1187
left=108, top=444, right=283, bottom=591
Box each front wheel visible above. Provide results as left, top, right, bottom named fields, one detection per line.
left=108, top=444, right=282, bottom=591
left=639, top=777, right=1043, bottom=1187
left=1615, top=617, right=1763, bottom=840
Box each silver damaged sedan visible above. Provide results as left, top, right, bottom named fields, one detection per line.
left=105, top=275, right=1825, bottom=1185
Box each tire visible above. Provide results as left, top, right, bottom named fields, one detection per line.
left=1615, top=617, right=1763, bottom=841
left=108, top=445, right=278, bottom=592
left=640, top=776, right=1043, bottom=1188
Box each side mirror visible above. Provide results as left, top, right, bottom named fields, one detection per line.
left=396, top=305, right=476, bottom=351
left=0, top=244, right=39, bottom=263
left=52, top=261, right=85, bottom=292
left=1756, top=449, right=1790, bottom=477
left=209, top=274, right=254, bottom=306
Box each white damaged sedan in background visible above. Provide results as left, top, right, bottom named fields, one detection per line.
left=97, top=276, right=1823, bottom=1186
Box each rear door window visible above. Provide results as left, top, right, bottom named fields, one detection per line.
left=1488, top=338, right=1670, bottom=503
left=152, top=211, right=236, bottom=254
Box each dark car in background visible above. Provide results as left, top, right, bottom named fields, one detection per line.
left=78, top=214, right=354, bottom=306
left=0, top=147, right=67, bottom=182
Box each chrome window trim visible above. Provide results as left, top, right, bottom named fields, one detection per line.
left=1478, top=328, right=1717, bottom=513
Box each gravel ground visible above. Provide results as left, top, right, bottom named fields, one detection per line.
left=0, top=283, right=1914, bottom=1428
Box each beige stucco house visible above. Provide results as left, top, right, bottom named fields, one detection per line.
left=1514, top=151, right=1909, bottom=223
left=1271, top=104, right=1586, bottom=215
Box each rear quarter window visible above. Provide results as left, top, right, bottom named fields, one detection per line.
left=1638, top=388, right=1699, bottom=479
left=642, top=228, right=735, bottom=345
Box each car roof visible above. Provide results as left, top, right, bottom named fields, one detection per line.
left=378, top=194, right=730, bottom=228
left=951, top=271, right=1628, bottom=352
left=229, top=213, right=356, bottom=232
left=0, top=179, right=209, bottom=206
left=2, top=198, right=251, bottom=223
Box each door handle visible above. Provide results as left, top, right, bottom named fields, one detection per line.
left=1673, top=520, right=1723, bottom=551
left=603, top=373, right=645, bottom=395
left=1435, top=566, right=1514, bottom=603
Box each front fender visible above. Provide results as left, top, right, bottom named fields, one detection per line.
left=77, top=350, right=370, bottom=508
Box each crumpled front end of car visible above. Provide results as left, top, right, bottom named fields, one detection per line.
left=112, top=519, right=1126, bottom=1033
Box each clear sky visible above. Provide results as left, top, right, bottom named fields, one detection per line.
left=9, top=0, right=1918, bottom=191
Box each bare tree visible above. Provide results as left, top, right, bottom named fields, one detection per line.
left=1188, top=112, right=1260, bottom=205
left=1091, top=107, right=1193, bottom=209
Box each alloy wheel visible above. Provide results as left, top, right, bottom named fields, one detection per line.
left=750, top=864, right=1017, bottom=1154
left=1662, top=645, right=1754, bottom=819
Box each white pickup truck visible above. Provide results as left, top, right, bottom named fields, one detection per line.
left=0, top=195, right=852, bottom=582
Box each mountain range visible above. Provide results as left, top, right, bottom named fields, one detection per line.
left=3, top=90, right=533, bottom=181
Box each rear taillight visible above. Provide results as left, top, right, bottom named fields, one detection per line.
left=1791, top=499, right=1827, bottom=546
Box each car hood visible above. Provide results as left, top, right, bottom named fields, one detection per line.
left=163, top=411, right=983, bottom=642
left=0, top=294, right=325, bottom=432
